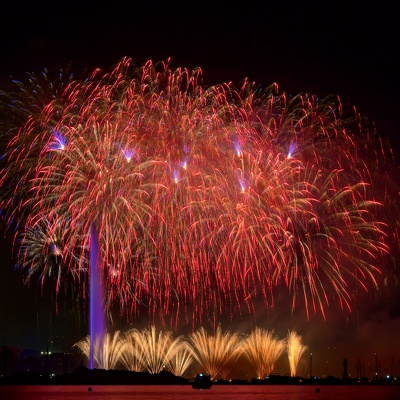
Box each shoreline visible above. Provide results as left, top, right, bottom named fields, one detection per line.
left=0, top=366, right=397, bottom=386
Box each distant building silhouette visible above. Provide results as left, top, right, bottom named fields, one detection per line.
left=342, top=357, right=348, bottom=380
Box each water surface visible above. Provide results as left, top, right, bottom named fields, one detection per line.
left=0, top=384, right=398, bottom=400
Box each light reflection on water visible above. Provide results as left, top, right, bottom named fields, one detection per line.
left=0, top=385, right=398, bottom=400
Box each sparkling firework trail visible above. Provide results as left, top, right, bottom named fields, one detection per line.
left=72, top=326, right=304, bottom=378
left=127, top=325, right=182, bottom=374
left=119, top=329, right=148, bottom=373
left=186, top=325, right=243, bottom=380
left=286, top=330, right=308, bottom=377
left=242, top=327, right=286, bottom=379
left=73, top=330, right=125, bottom=370
left=165, top=345, right=194, bottom=378
left=0, top=57, right=399, bottom=326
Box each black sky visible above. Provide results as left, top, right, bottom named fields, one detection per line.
left=1, top=2, right=398, bottom=125
left=1, top=1, right=399, bottom=378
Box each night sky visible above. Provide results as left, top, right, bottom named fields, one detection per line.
left=1, top=1, right=399, bottom=378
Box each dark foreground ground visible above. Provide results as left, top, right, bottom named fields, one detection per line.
left=0, top=366, right=397, bottom=386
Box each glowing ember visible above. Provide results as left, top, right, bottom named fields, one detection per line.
left=0, top=57, right=398, bottom=327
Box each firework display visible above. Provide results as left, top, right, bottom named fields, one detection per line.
left=241, top=327, right=286, bottom=379
left=73, top=330, right=125, bottom=371
left=286, top=330, right=308, bottom=377
left=125, top=325, right=183, bottom=374
left=186, top=325, right=243, bottom=380
left=0, top=57, right=399, bottom=325
left=72, top=326, right=307, bottom=380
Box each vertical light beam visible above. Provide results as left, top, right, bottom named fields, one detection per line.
left=89, top=223, right=105, bottom=369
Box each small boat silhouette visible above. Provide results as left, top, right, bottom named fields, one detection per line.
left=192, top=373, right=212, bottom=389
